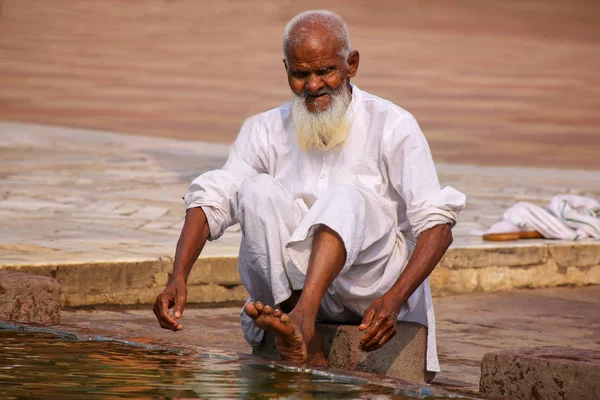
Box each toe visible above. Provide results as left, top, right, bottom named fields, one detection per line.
left=273, top=309, right=282, bottom=318
left=280, top=314, right=290, bottom=324
left=264, top=305, right=273, bottom=315
left=255, top=302, right=264, bottom=313
left=244, top=302, right=259, bottom=318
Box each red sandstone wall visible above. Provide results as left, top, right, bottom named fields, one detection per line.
left=1, top=0, right=599, bottom=169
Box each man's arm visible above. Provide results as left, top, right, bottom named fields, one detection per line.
left=358, top=223, right=453, bottom=351
left=153, top=207, right=211, bottom=331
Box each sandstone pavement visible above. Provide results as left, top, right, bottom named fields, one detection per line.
left=2, top=1, right=599, bottom=170
left=1, top=122, right=599, bottom=306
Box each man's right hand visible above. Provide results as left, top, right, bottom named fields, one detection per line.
left=153, top=277, right=187, bottom=331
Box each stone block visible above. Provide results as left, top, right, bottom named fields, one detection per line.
left=188, top=256, right=241, bottom=286
left=186, top=283, right=247, bottom=303
left=0, top=270, right=61, bottom=324
left=54, top=259, right=171, bottom=306
left=480, top=346, right=600, bottom=400
left=253, top=321, right=434, bottom=382
left=440, top=245, right=547, bottom=270
left=549, top=243, right=600, bottom=269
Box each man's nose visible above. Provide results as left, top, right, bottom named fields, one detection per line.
left=306, top=73, right=324, bottom=94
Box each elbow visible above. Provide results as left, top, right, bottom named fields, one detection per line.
left=446, top=227, right=453, bottom=249
left=440, top=223, right=453, bottom=250
left=417, top=222, right=454, bottom=250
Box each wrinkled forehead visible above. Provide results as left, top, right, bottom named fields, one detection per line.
left=285, top=33, right=345, bottom=66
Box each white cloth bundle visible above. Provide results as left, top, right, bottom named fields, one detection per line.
left=485, top=195, right=600, bottom=240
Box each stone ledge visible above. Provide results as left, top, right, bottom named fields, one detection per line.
left=431, top=241, right=600, bottom=296
left=440, top=241, right=600, bottom=270
left=0, top=256, right=245, bottom=307
left=0, top=270, right=61, bottom=324
left=253, top=322, right=434, bottom=383
left=480, top=346, right=600, bottom=399
left=1, top=241, right=598, bottom=306
left=439, top=244, right=548, bottom=270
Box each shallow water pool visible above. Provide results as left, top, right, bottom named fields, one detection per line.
left=0, top=328, right=458, bottom=399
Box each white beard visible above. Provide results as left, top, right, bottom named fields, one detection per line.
left=291, top=87, right=351, bottom=152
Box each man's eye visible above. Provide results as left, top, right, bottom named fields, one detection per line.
left=317, top=68, right=334, bottom=76
left=292, top=71, right=309, bottom=79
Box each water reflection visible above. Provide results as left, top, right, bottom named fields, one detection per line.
left=0, top=329, right=447, bottom=399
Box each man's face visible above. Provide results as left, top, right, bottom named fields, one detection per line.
left=285, top=37, right=356, bottom=113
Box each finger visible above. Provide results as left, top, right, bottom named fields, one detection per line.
left=363, top=324, right=394, bottom=351
left=358, top=308, right=375, bottom=331
left=378, top=328, right=397, bottom=347
left=174, top=292, right=187, bottom=319
left=361, top=325, right=384, bottom=350
left=155, top=295, right=181, bottom=330
left=359, top=318, right=382, bottom=346
left=365, top=328, right=397, bottom=352
left=156, top=314, right=181, bottom=331
left=154, top=301, right=176, bottom=330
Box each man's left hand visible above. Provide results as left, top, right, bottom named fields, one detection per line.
left=358, top=294, right=401, bottom=351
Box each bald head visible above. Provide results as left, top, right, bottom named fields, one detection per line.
left=283, top=10, right=351, bottom=62
left=282, top=10, right=359, bottom=116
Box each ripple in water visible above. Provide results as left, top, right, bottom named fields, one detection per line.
left=0, top=329, right=455, bottom=399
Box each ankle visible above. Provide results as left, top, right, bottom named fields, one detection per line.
left=291, top=296, right=321, bottom=316
left=289, top=306, right=317, bottom=325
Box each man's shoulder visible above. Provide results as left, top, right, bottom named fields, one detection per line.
left=357, top=87, right=416, bottom=124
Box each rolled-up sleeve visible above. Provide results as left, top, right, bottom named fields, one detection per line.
left=383, top=116, right=466, bottom=238
left=184, top=116, right=269, bottom=240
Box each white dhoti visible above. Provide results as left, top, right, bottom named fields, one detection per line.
left=236, top=174, right=440, bottom=372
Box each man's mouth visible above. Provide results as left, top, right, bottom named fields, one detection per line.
left=307, top=93, right=330, bottom=99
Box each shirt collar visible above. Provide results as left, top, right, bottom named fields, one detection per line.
left=347, top=83, right=362, bottom=121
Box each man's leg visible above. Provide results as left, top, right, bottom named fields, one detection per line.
left=245, top=224, right=345, bottom=365
left=245, top=184, right=372, bottom=364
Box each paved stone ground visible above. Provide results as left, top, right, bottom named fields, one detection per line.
left=60, top=285, right=600, bottom=393
left=2, top=122, right=600, bottom=267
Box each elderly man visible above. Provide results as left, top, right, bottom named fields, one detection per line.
left=154, top=10, right=465, bottom=373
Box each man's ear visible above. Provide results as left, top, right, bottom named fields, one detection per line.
left=346, top=50, right=360, bottom=78
left=283, top=58, right=288, bottom=73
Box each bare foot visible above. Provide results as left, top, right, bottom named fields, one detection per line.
left=245, top=301, right=307, bottom=363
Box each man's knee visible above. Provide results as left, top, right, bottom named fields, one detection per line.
left=237, top=174, right=280, bottom=215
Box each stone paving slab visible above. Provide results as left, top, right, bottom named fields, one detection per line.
left=1, top=121, right=600, bottom=305
left=434, top=286, right=600, bottom=391
left=480, top=346, right=600, bottom=399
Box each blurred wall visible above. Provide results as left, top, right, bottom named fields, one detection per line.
left=1, top=0, right=599, bottom=169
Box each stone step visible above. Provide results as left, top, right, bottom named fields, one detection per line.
left=252, top=322, right=435, bottom=383
left=2, top=238, right=600, bottom=307
left=0, top=271, right=61, bottom=324
left=480, top=346, right=600, bottom=399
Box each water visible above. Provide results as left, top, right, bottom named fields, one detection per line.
left=0, top=329, right=457, bottom=399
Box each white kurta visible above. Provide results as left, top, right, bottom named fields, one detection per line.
left=185, top=85, right=466, bottom=372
